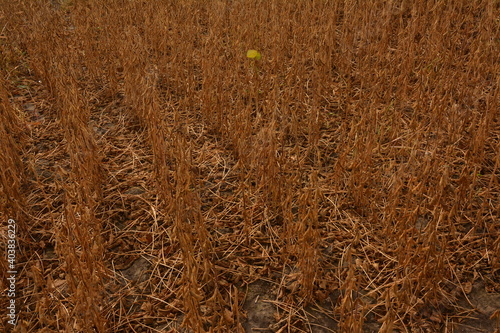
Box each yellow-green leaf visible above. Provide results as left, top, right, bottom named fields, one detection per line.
left=246, top=49, right=261, bottom=60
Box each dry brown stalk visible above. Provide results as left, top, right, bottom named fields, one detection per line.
left=0, top=0, right=498, bottom=331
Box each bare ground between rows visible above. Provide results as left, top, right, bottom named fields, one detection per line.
left=118, top=255, right=500, bottom=333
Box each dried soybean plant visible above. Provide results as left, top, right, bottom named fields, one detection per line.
left=0, top=0, right=498, bottom=332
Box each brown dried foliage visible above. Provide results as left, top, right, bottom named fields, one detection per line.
left=0, top=0, right=498, bottom=332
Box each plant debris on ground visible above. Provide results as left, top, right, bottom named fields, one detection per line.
left=0, top=0, right=499, bottom=332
